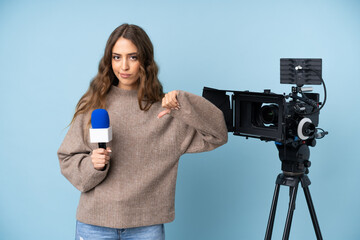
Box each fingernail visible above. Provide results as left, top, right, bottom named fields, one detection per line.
left=107, top=150, right=112, bottom=152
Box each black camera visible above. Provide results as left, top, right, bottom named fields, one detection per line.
left=203, top=58, right=328, bottom=174
left=205, top=59, right=329, bottom=239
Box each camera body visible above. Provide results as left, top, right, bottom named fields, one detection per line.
left=203, top=87, right=319, bottom=143
left=203, top=58, right=323, bottom=144
left=202, top=58, right=326, bottom=174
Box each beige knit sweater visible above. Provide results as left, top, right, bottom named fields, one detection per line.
left=58, top=86, right=228, bottom=229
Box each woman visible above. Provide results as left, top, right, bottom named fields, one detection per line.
left=58, top=23, right=228, bottom=240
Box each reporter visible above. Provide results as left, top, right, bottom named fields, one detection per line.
left=58, top=23, right=228, bottom=240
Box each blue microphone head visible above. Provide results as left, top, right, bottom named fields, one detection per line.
left=91, top=109, right=110, bottom=128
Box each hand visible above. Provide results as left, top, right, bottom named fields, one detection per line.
left=91, top=147, right=111, bottom=170
left=157, top=90, right=180, bottom=119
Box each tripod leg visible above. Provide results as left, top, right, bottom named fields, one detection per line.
left=282, top=184, right=299, bottom=240
left=302, top=185, right=323, bottom=240
left=265, top=183, right=280, bottom=240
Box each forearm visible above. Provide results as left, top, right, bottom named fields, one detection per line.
left=170, top=90, right=228, bottom=153
left=58, top=151, right=110, bottom=192
left=57, top=113, right=110, bottom=192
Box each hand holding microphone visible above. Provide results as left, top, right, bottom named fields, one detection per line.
left=91, top=147, right=111, bottom=171
left=90, top=109, right=113, bottom=170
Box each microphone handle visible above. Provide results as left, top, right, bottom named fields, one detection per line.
left=98, top=142, right=106, bottom=149
left=98, top=142, right=107, bottom=171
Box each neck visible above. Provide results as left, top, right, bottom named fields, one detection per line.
left=117, top=82, right=139, bottom=91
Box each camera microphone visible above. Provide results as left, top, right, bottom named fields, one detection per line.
left=89, top=109, right=112, bottom=149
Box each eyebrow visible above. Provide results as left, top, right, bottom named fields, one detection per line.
left=112, top=52, right=138, bottom=55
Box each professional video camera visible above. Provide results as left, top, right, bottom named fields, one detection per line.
left=203, top=58, right=328, bottom=239
left=203, top=58, right=328, bottom=175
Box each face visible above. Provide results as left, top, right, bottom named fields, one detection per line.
left=112, top=37, right=141, bottom=90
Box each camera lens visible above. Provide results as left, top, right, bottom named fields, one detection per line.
left=260, top=105, right=279, bottom=125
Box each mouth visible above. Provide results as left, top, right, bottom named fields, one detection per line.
left=120, top=73, right=131, bottom=79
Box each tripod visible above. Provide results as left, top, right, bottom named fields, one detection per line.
left=264, top=142, right=323, bottom=240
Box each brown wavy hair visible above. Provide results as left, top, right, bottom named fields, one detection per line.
left=71, top=24, right=164, bottom=126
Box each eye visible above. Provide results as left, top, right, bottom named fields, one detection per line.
left=130, top=55, right=138, bottom=61
left=113, top=55, right=120, bottom=60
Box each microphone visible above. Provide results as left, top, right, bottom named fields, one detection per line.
left=89, top=109, right=112, bottom=149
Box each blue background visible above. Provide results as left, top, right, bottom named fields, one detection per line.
left=1, top=0, right=359, bottom=239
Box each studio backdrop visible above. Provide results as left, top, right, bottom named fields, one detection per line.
left=0, top=0, right=359, bottom=239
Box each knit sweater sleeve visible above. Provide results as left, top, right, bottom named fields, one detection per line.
left=57, top=114, right=110, bottom=193
left=170, top=90, right=228, bottom=154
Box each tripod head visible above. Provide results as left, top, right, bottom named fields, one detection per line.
left=276, top=140, right=314, bottom=176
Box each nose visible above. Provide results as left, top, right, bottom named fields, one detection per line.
left=121, top=58, right=129, bottom=71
